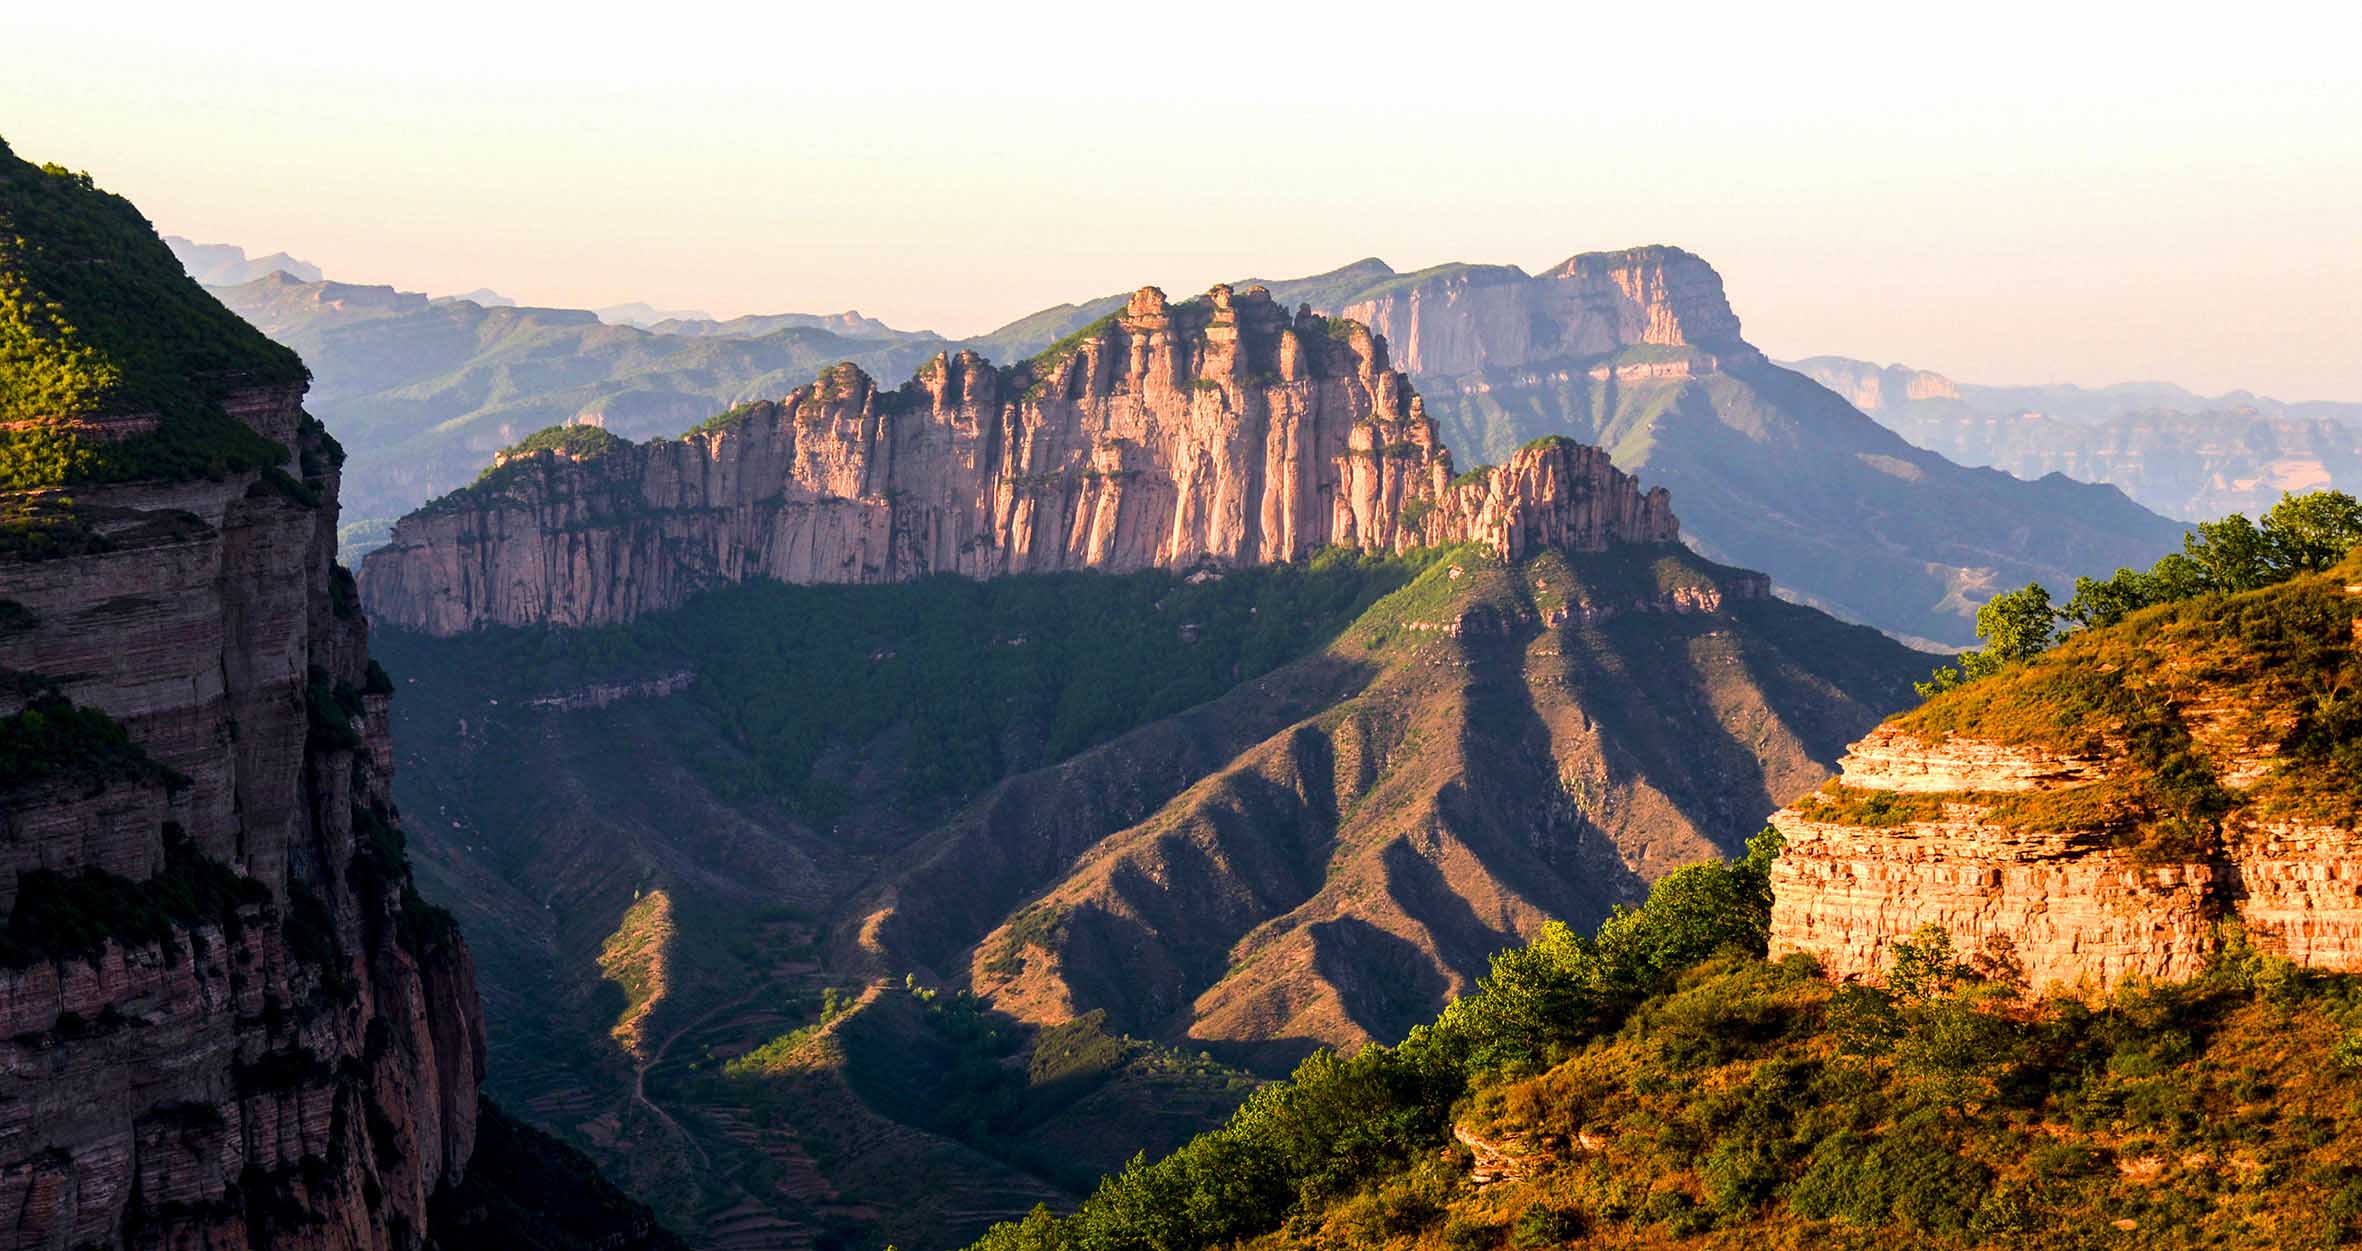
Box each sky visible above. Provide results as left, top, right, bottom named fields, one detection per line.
left=5, top=1, right=2360, bottom=400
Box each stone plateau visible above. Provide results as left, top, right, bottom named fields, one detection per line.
left=359, top=285, right=1677, bottom=635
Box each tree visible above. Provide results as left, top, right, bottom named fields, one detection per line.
left=2261, top=490, right=2362, bottom=575
left=2183, top=513, right=2275, bottom=592
left=1966, top=584, right=2058, bottom=672
left=2061, top=568, right=2158, bottom=630
left=1921, top=583, right=2058, bottom=695
left=1922, top=490, right=2362, bottom=701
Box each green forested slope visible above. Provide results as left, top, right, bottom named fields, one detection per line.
left=0, top=137, right=304, bottom=487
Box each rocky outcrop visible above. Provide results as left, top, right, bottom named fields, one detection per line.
left=360, top=285, right=1677, bottom=635
left=1275, top=252, right=2185, bottom=650
left=1329, top=248, right=1750, bottom=379
left=0, top=382, right=487, bottom=1249
left=1768, top=730, right=2362, bottom=991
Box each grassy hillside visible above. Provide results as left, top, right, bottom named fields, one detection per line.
left=0, top=137, right=303, bottom=487
left=954, top=543, right=2362, bottom=1251
left=376, top=542, right=1925, bottom=1250
left=1892, top=545, right=2362, bottom=851
left=967, top=838, right=2362, bottom=1251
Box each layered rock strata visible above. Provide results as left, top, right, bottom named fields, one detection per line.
left=1768, top=726, right=2362, bottom=990
left=1324, top=247, right=1751, bottom=379
left=0, top=381, right=485, bottom=1249
left=359, top=285, right=1676, bottom=635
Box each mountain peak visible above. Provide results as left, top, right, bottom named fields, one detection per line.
left=1541, top=245, right=1744, bottom=346
left=362, top=298, right=1680, bottom=634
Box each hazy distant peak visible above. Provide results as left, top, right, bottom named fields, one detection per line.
left=1784, top=354, right=2362, bottom=424
left=595, top=300, right=716, bottom=328
left=649, top=309, right=928, bottom=341
left=443, top=287, right=516, bottom=307
left=165, top=234, right=324, bottom=285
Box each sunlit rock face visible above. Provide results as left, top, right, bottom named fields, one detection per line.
left=359, top=285, right=1676, bottom=636
left=0, top=379, right=485, bottom=1250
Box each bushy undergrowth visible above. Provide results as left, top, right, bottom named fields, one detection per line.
left=967, top=832, right=1784, bottom=1251
left=969, top=830, right=2362, bottom=1251
left=0, top=137, right=302, bottom=488
left=0, top=824, right=269, bottom=966
left=0, top=687, right=180, bottom=790
left=383, top=546, right=1448, bottom=820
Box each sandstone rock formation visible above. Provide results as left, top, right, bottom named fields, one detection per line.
left=1324, top=247, right=1749, bottom=379
left=359, top=285, right=1676, bottom=635
left=0, top=381, right=487, bottom=1248
left=1258, top=250, right=2184, bottom=649
left=1768, top=564, right=2362, bottom=990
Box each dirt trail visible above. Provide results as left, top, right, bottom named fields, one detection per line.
left=632, top=990, right=758, bottom=1170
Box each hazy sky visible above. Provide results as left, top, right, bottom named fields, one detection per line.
left=6, top=2, right=2359, bottom=399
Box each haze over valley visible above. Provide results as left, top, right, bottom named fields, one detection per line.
left=5, top=8, right=2361, bottom=1250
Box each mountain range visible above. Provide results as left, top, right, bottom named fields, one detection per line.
left=210, top=249, right=2182, bottom=647
left=1793, top=354, right=2362, bottom=520
left=21, top=131, right=2362, bottom=1251
left=346, top=272, right=1938, bottom=1248
left=163, top=233, right=324, bottom=285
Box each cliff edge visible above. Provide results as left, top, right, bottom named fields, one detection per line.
left=359, top=285, right=1676, bottom=635
left=1768, top=551, right=2362, bottom=989
left=0, top=139, right=680, bottom=1251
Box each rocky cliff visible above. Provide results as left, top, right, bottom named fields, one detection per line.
left=0, top=380, right=487, bottom=1249
left=1239, top=250, right=2185, bottom=648
left=1767, top=555, right=2362, bottom=989
left=359, top=285, right=1676, bottom=634
left=0, top=139, right=677, bottom=1251
left=1326, top=247, right=1748, bottom=379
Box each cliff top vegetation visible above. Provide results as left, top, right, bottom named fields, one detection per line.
left=966, top=832, right=2362, bottom=1251
left=0, top=137, right=304, bottom=488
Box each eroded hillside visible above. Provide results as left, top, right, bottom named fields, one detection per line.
left=374, top=537, right=1925, bottom=1249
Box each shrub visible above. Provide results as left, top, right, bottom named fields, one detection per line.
left=1508, top=1203, right=1582, bottom=1247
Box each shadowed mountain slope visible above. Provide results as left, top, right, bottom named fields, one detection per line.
left=373, top=535, right=1925, bottom=1249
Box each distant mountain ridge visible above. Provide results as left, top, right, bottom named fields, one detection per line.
left=163, top=233, right=323, bottom=284
left=1792, top=354, right=2362, bottom=519
left=206, top=272, right=952, bottom=542
left=359, top=283, right=1679, bottom=634
left=1791, top=354, right=2362, bottom=426
left=1096, top=249, right=2183, bottom=649
left=648, top=309, right=915, bottom=339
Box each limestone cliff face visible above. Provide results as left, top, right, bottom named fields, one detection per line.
left=360, top=285, right=1677, bottom=635
left=1326, top=247, right=1749, bottom=379
left=1769, top=722, right=2362, bottom=991
left=0, top=382, right=485, bottom=1249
